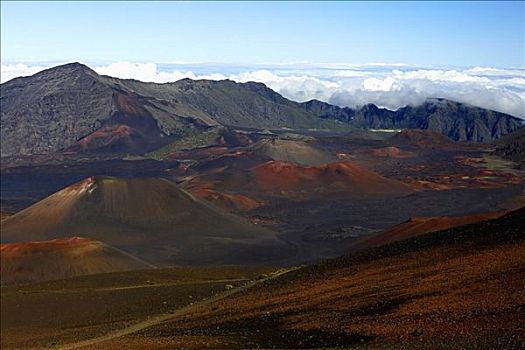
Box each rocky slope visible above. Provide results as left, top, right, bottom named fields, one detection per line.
left=304, top=98, right=523, bottom=142
left=1, top=63, right=522, bottom=156
left=131, top=207, right=525, bottom=349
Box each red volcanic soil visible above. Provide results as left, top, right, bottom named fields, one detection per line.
left=0, top=237, right=152, bottom=285
left=79, top=90, right=146, bottom=151
left=71, top=90, right=169, bottom=153
left=78, top=124, right=133, bottom=150
left=356, top=211, right=506, bottom=250
left=115, top=91, right=147, bottom=116
left=251, top=160, right=414, bottom=196
left=0, top=176, right=291, bottom=265
left=190, top=187, right=264, bottom=212
left=370, top=146, right=414, bottom=158
left=122, top=208, right=525, bottom=349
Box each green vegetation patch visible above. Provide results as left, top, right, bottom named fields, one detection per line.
left=147, top=129, right=221, bottom=160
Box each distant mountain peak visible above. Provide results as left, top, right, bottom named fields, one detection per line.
left=58, top=61, right=91, bottom=69
left=38, top=61, right=97, bottom=76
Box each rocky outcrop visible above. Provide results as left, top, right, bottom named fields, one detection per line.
left=1, top=63, right=114, bottom=156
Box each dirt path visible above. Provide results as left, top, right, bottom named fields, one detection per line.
left=97, top=278, right=249, bottom=292
left=55, top=268, right=298, bottom=350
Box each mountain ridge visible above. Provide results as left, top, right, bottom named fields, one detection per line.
left=1, top=62, right=522, bottom=156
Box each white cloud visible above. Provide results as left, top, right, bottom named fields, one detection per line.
left=346, top=69, right=524, bottom=117
left=465, top=66, right=525, bottom=76
left=227, top=67, right=524, bottom=118
left=363, top=77, right=396, bottom=91
left=2, top=61, right=524, bottom=119
left=93, top=62, right=227, bottom=83
left=0, top=63, right=49, bottom=83
left=229, top=70, right=339, bottom=102
left=390, top=69, right=491, bottom=83
left=332, top=70, right=370, bottom=78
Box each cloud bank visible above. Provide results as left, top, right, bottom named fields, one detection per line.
left=2, top=61, right=524, bottom=119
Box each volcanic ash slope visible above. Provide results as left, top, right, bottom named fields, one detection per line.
left=0, top=176, right=293, bottom=265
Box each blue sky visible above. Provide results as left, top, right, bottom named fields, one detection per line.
left=1, top=1, right=524, bottom=118
left=1, top=1, right=524, bottom=67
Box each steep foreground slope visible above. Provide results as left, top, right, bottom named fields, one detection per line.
left=116, top=208, right=525, bottom=349
left=0, top=176, right=292, bottom=265
left=0, top=237, right=152, bottom=285
left=0, top=265, right=276, bottom=349
left=1, top=63, right=522, bottom=156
